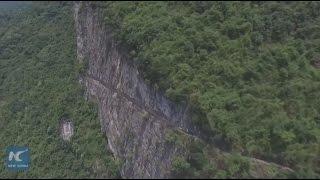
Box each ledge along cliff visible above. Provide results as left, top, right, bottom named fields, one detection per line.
left=74, top=2, right=294, bottom=178
left=74, top=2, right=201, bottom=178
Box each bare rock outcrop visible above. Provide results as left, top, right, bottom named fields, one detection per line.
left=74, top=2, right=199, bottom=178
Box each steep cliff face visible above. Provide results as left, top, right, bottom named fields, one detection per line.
left=74, top=2, right=199, bottom=178
left=73, top=2, right=296, bottom=179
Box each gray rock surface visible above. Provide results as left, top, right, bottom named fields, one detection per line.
left=74, top=2, right=200, bottom=178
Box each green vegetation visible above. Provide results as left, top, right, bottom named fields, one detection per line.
left=1, top=1, right=319, bottom=178
left=0, top=2, right=120, bottom=178
left=102, top=1, right=320, bottom=178
left=168, top=130, right=291, bottom=179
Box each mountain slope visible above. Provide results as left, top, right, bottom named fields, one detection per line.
left=75, top=2, right=297, bottom=179
left=0, top=1, right=319, bottom=179
left=0, top=3, right=119, bottom=178
left=101, top=1, right=320, bottom=178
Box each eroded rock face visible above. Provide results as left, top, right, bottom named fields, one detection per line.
left=73, top=2, right=199, bottom=178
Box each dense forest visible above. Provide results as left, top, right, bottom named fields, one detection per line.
left=0, top=1, right=319, bottom=179
left=0, top=2, right=120, bottom=178
left=102, top=1, right=320, bottom=178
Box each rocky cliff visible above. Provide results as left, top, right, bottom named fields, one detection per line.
left=73, top=2, right=294, bottom=179
left=74, top=2, right=200, bottom=178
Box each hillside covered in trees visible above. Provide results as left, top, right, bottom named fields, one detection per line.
left=102, top=1, right=320, bottom=178
left=0, top=2, right=120, bottom=178
left=0, top=1, right=319, bottom=179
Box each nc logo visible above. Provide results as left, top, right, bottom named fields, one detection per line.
left=6, top=146, right=30, bottom=171
left=8, top=149, right=28, bottom=162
